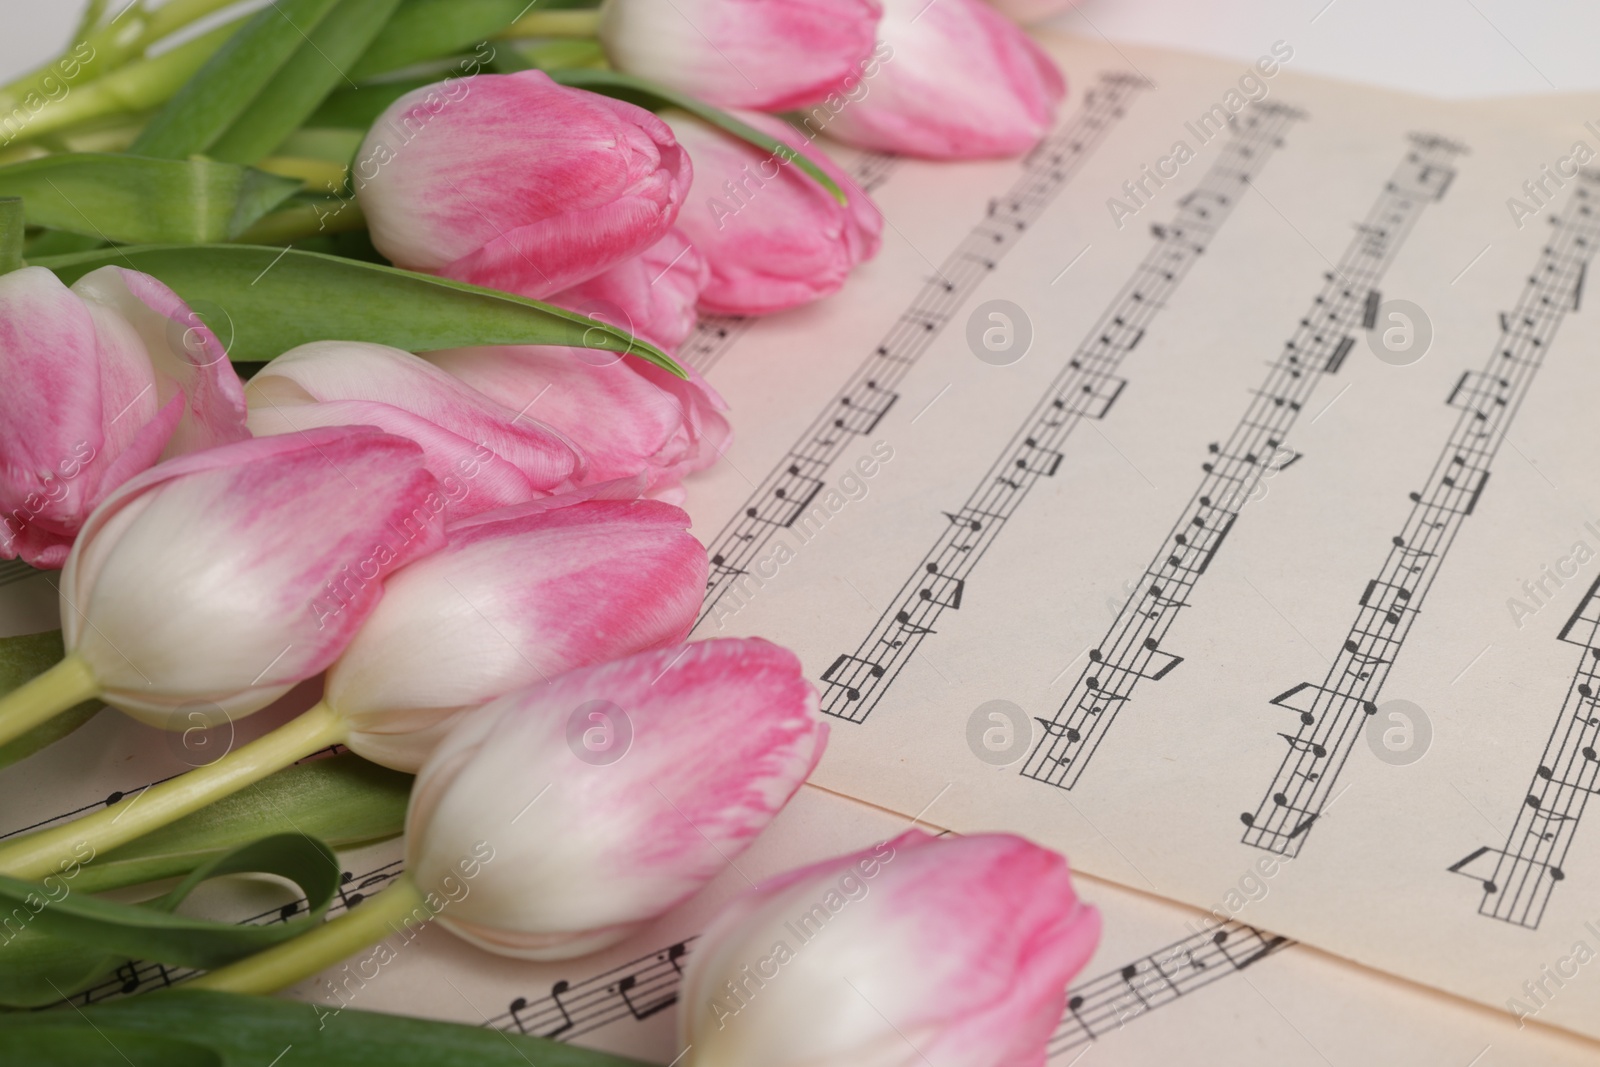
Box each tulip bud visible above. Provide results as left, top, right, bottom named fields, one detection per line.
left=0, top=265, right=248, bottom=568
left=665, top=111, right=882, bottom=314
left=425, top=345, right=730, bottom=498
left=407, top=639, right=826, bottom=960
left=681, top=830, right=1100, bottom=1067
left=599, top=0, right=883, bottom=111
left=355, top=70, right=691, bottom=299
left=245, top=342, right=584, bottom=520
left=60, top=427, right=446, bottom=725
left=551, top=228, right=708, bottom=353
left=329, top=498, right=708, bottom=770
left=822, top=0, right=1066, bottom=160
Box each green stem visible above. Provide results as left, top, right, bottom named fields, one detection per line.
left=0, top=700, right=347, bottom=880
left=501, top=9, right=603, bottom=38
left=235, top=198, right=366, bottom=244
left=0, top=19, right=240, bottom=148
left=0, top=197, right=24, bottom=275
left=0, top=654, right=97, bottom=749
left=136, top=0, right=247, bottom=49
left=191, top=874, right=433, bottom=993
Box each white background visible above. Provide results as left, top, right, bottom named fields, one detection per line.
left=4, top=0, right=1600, bottom=99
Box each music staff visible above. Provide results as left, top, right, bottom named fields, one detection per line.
left=1025, top=134, right=1465, bottom=791
left=1242, top=172, right=1600, bottom=859
left=692, top=72, right=1151, bottom=633
left=1454, top=568, right=1600, bottom=927
left=819, top=103, right=1302, bottom=725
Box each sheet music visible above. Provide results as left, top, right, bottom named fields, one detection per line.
left=673, top=31, right=1600, bottom=1041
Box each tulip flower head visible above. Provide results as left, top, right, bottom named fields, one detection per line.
left=426, top=345, right=730, bottom=499
left=0, top=265, right=248, bottom=568
left=600, top=0, right=884, bottom=112
left=681, top=830, right=1100, bottom=1067
left=822, top=0, right=1067, bottom=160
left=329, top=497, right=709, bottom=770
left=407, top=638, right=827, bottom=960
left=59, top=427, right=446, bottom=725
left=665, top=110, right=883, bottom=314
left=246, top=342, right=584, bottom=520
left=356, top=70, right=692, bottom=300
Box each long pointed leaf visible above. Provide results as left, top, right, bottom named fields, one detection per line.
left=0, top=155, right=300, bottom=243
left=33, top=244, right=683, bottom=374
left=205, top=0, right=406, bottom=164
left=0, top=990, right=654, bottom=1066
left=350, top=0, right=525, bottom=80
left=131, top=0, right=344, bottom=158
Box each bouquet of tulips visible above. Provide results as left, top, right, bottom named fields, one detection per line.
left=0, top=0, right=1098, bottom=1063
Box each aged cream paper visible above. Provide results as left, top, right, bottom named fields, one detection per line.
left=677, top=32, right=1600, bottom=1040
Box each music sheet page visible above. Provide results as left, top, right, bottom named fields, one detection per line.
left=676, top=31, right=1600, bottom=1042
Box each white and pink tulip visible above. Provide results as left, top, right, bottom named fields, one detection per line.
left=599, top=0, right=883, bottom=111
left=823, top=0, right=1067, bottom=160
left=681, top=829, right=1100, bottom=1067
left=328, top=497, right=709, bottom=771
left=60, top=427, right=446, bottom=725
left=406, top=638, right=827, bottom=960
left=665, top=110, right=882, bottom=314
left=356, top=70, right=692, bottom=300
left=0, top=265, right=248, bottom=569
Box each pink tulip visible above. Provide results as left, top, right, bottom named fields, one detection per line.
left=407, top=638, right=826, bottom=960
left=327, top=497, right=708, bottom=771
left=0, top=265, right=248, bottom=569
left=426, top=345, right=730, bottom=498
left=665, top=111, right=882, bottom=314
left=550, top=228, right=708, bottom=353
left=821, top=0, right=1067, bottom=160
left=599, top=0, right=883, bottom=111
left=59, top=427, right=445, bottom=725
left=355, top=70, right=692, bottom=299
left=245, top=342, right=584, bottom=520
left=681, top=830, right=1100, bottom=1066
left=987, top=0, right=1082, bottom=23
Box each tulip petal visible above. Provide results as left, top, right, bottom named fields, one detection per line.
left=550, top=228, right=708, bottom=353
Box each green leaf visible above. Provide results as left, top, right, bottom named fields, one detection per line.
left=0, top=154, right=300, bottom=244
left=0, top=197, right=22, bottom=275
left=132, top=0, right=405, bottom=164
left=0, top=990, right=655, bottom=1066
left=551, top=68, right=848, bottom=205
left=0, top=631, right=102, bottom=771
left=0, top=836, right=338, bottom=970
left=34, top=244, right=684, bottom=375
left=350, top=0, right=525, bottom=80
left=206, top=0, right=406, bottom=164
left=0, top=834, right=340, bottom=1007
left=307, top=77, right=431, bottom=129
left=73, top=754, right=411, bottom=895
left=0, top=1027, right=222, bottom=1066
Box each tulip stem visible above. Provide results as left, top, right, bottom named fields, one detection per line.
left=0, top=197, right=24, bottom=275
left=0, top=653, right=98, bottom=749
left=500, top=10, right=603, bottom=38
left=192, top=874, right=434, bottom=994
left=0, top=700, right=347, bottom=880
